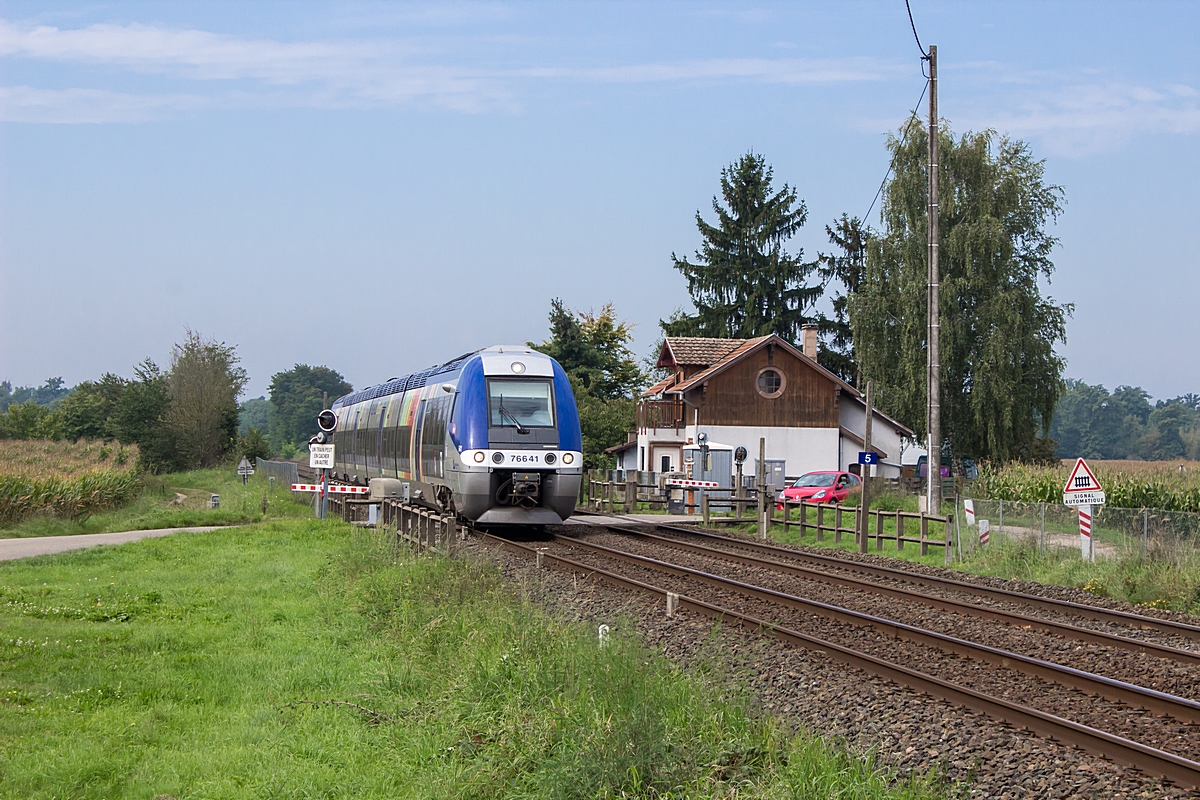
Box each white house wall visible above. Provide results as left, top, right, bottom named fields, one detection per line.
left=838, top=401, right=905, bottom=478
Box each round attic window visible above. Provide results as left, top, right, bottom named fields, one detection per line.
left=756, top=367, right=785, bottom=398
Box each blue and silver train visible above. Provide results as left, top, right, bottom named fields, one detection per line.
left=329, top=345, right=583, bottom=525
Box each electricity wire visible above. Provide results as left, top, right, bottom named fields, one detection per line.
left=905, top=0, right=929, bottom=58
left=861, top=79, right=929, bottom=226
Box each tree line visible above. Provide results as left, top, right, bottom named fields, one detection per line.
left=1049, top=382, right=1200, bottom=461
left=0, top=331, right=352, bottom=473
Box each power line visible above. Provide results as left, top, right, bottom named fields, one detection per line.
left=905, top=0, right=929, bottom=58
left=861, top=79, right=929, bottom=225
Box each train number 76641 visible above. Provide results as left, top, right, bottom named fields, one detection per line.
left=509, top=454, right=539, bottom=463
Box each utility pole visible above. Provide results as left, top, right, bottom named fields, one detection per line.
left=859, top=380, right=874, bottom=554
left=926, top=43, right=942, bottom=516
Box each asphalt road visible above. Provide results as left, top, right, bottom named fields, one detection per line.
left=0, top=527, right=230, bottom=562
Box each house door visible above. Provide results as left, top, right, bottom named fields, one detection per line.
left=651, top=446, right=681, bottom=474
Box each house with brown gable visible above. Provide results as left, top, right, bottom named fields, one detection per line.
left=630, top=326, right=913, bottom=483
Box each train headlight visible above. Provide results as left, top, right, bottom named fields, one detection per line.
left=511, top=362, right=526, bottom=374
left=473, top=451, right=485, bottom=463
left=545, top=452, right=556, bottom=464
left=492, top=452, right=504, bottom=464
left=562, top=453, right=574, bottom=465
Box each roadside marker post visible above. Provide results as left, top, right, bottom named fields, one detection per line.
left=978, top=519, right=990, bottom=546
left=237, top=456, right=254, bottom=486
left=1063, top=458, right=1104, bottom=561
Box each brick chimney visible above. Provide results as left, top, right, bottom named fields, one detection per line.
left=801, top=324, right=819, bottom=362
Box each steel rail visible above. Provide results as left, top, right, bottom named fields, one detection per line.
left=553, top=533, right=1200, bottom=724
left=600, top=524, right=1200, bottom=666
left=477, top=529, right=1200, bottom=788
left=634, top=518, right=1200, bottom=642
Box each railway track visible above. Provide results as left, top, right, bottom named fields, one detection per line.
left=473, top=517, right=1200, bottom=789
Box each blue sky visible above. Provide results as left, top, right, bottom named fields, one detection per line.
left=1, top=1, right=1197, bottom=401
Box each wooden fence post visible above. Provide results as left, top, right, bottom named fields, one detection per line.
left=834, top=506, right=843, bottom=544
left=896, top=512, right=904, bottom=551
left=875, top=509, right=884, bottom=550
left=920, top=514, right=929, bottom=556
left=626, top=478, right=637, bottom=514
left=815, top=504, right=824, bottom=543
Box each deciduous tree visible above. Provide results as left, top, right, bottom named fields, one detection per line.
left=532, top=299, right=644, bottom=469
left=268, top=366, right=351, bottom=450
left=166, top=330, right=247, bottom=468
left=851, top=119, right=1070, bottom=465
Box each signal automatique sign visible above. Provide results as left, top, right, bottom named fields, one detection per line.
left=1062, top=458, right=1105, bottom=507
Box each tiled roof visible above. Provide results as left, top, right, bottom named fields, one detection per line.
left=671, top=337, right=766, bottom=392
left=661, top=337, right=749, bottom=368
left=642, top=375, right=677, bottom=396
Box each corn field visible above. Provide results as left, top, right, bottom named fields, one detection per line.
left=973, top=460, right=1200, bottom=513
left=0, top=439, right=143, bottom=526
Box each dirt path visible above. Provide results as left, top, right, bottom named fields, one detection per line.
left=0, top=526, right=232, bottom=562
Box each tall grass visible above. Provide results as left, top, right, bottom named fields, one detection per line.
left=973, top=460, right=1200, bottom=512
left=0, top=439, right=144, bottom=526
left=0, top=471, right=142, bottom=526
left=0, top=438, right=138, bottom=479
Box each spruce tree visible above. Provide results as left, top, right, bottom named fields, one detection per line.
left=817, top=213, right=868, bottom=385
left=664, top=153, right=821, bottom=341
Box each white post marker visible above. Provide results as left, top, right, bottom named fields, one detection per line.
left=964, top=499, right=976, bottom=527
left=978, top=519, right=990, bottom=546
left=1078, top=504, right=1094, bottom=561
left=1062, top=458, right=1104, bottom=560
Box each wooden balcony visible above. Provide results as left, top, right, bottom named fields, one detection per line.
left=637, top=397, right=685, bottom=434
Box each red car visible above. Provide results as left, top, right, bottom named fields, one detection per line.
left=776, top=471, right=861, bottom=508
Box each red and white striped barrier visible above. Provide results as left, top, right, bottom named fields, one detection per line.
left=665, top=479, right=721, bottom=489
left=291, top=484, right=369, bottom=494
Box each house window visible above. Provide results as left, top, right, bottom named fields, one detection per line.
left=756, top=367, right=785, bottom=398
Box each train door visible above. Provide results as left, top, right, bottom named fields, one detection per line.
left=352, top=405, right=365, bottom=478
left=380, top=397, right=396, bottom=478
left=421, top=395, right=448, bottom=480
left=368, top=398, right=383, bottom=478
left=412, top=398, right=428, bottom=483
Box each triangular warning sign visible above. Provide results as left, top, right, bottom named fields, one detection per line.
left=1063, top=458, right=1103, bottom=494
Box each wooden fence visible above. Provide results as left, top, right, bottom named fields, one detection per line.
left=327, top=494, right=461, bottom=554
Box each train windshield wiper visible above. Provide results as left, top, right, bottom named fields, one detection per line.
left=498, top=398, right=529, bottom=434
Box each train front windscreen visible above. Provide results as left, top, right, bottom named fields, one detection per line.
left=487, top=379, right=555, bottom=430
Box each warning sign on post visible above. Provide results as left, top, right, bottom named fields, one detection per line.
left=309, top=444, right=335, bottom=470
left=1062, top=458, right=1105, bottom=506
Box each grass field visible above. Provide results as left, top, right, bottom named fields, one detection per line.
left=0, top=518, right=945, bottom=799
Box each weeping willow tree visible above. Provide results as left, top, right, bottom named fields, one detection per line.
left=850, top=118, right=1071, bottom=464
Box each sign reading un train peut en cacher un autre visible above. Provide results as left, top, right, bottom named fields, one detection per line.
left=1062, top=457, right=1106, bottom=507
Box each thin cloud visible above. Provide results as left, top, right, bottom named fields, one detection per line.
left=0, top=19, right=892, bottom=123
left=518, top=57, right=894, bottom=84
left=965, top=82, right=1200, bottom=156
left=0, top=85, right=211, bottom=123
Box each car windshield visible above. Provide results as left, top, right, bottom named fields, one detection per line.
left=792, top=473, right=837, bottom=488
left=488, top=380, right=554, bottom=428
